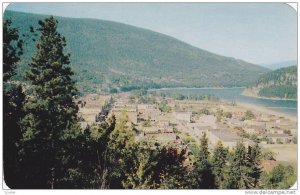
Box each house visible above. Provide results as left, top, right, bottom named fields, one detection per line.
left=267, top=127, right=285, bottom=134
left=265, top=134, right=292, bottom=144
left=173, top=111, right=192, bottom=122
left=243, top=120, right=266, bottom=127
left=243, top=126, right=261, bottom=135
left=227, top=118, right=244, bottom=128
left=276, top=118, right=291, bottom=124
left=184, top=123, right=210, bottom=138
left=198, top=115, right=217, bottom=129
left=207, top=129, right=254, bottom=150
left=157, top=119, right=170, bottom=128
left=111, top=104, right=138, bottom=124
left=137, top=104, right=156, bottom=114
left=243, top=125, right=265, bottom=135
left=266, top=122, right=277, bottom=130
left=137, top=105, right=160, bottom=123
left=277, top=123, right=297, bottom=135
left=143, top=126, right=159, bottom=135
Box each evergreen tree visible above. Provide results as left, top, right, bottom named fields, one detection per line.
left=192, top=132, right=215, bottom=188
left=91, top=115, right=116, bottom=189
left=107, top=111, right=135, bottom=188
left=3, top=19, right=23, bottom=81
left=260, top=164, right=296, bottom=189
left=211, top=141, right=228, bottom=188
left=3, top=18, right=25, bottom=188
left=55, top=125, right=89, bottom=189
left=156, top=145, right=189, bottom=189
left=58, top=116, right=116, bottom=189
left=122, top=141, right=160, bottom=189
left=247, top=143, right=262, bottom=188
left=225, top=142, right=251, bottom=189
left=121, top=140, right=190, bottom=189
left=20, top=16, right=78, bottom=188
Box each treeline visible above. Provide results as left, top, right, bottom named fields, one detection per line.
left=109, top=79, right=161, bottom=94
left=258, top=85, right=297, bottom=99
left=3, top=16, right=295, bottom=189
left=159, top=92, right=220, bottom=101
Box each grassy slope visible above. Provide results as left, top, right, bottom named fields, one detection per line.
left=4, top=10, right=269, bottom=93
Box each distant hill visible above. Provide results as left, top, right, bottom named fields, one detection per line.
left=4, top=10, right=269, bottom=94
left=262, top=60, right=297, bottom=70
left=243, top=66, right=297, bottom=100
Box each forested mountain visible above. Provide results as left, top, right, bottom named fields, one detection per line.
left=4, top=10, right=269, bottom=94
left=243, top=66, right=297, bottom=99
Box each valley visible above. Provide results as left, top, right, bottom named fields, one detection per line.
left=3, top=5, right=297, bottom=190
left=77, top=91, right=297, bottom=168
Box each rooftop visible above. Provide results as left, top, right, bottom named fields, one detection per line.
left=266, top=134, right=291, bottom=138
left=209, top=129, right=242, bottom=142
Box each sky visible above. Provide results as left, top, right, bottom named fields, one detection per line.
left=5, top=2, right=297, bottom=65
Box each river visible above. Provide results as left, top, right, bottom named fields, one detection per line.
left=154, top=88, right=297, bottom=117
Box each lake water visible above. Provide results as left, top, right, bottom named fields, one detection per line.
left=156, top=88, right=297, bottom=117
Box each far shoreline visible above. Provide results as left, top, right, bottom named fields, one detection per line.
left=241, top=93, right=297, bottom=101
left=149, top=87, right=297, bottom=101
left=146, top=87, right=297, bottom=119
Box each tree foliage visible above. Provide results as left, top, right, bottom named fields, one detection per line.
left=247, top=143, right=262, bottom=188
left=3, top=18, right=25, bottom=188
left=259, top=85, right=297, bottom=99
left=191, top=132, right=215, bottom=188
left=211, top=141, right=228, bottom=188
left=224, top=142, right=264, bottom=189
left=261, top=164, right=296, bottom=189
left=158, top=101, right=172, bottom=112
left=19, top=16, right=78, bottom=188
left=243, top=110, right=255, bottom=120
left=3, top=19, right=23, bottom=81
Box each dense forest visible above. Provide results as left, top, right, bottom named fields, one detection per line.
left=244, top=66, right=297, bottom=99
left=4, top=10, right=269, bottom=94
left=3, top=15, right=296, bottom=190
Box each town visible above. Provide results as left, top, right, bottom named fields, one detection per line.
left=77, top=92, right=297, bottom=170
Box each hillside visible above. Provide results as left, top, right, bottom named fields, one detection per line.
left=262, top=60, right=297, bottom=70
left=4, top=10, right=269, bottom=94
left=243, top=66, right=297, bottom=100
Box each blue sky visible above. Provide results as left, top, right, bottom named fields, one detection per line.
left=6, top=3, right=297, bottom=65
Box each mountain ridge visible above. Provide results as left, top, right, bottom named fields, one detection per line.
left=4, top=10, right=269, bottom=94
left=262, top=60, right=297, bottom=70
